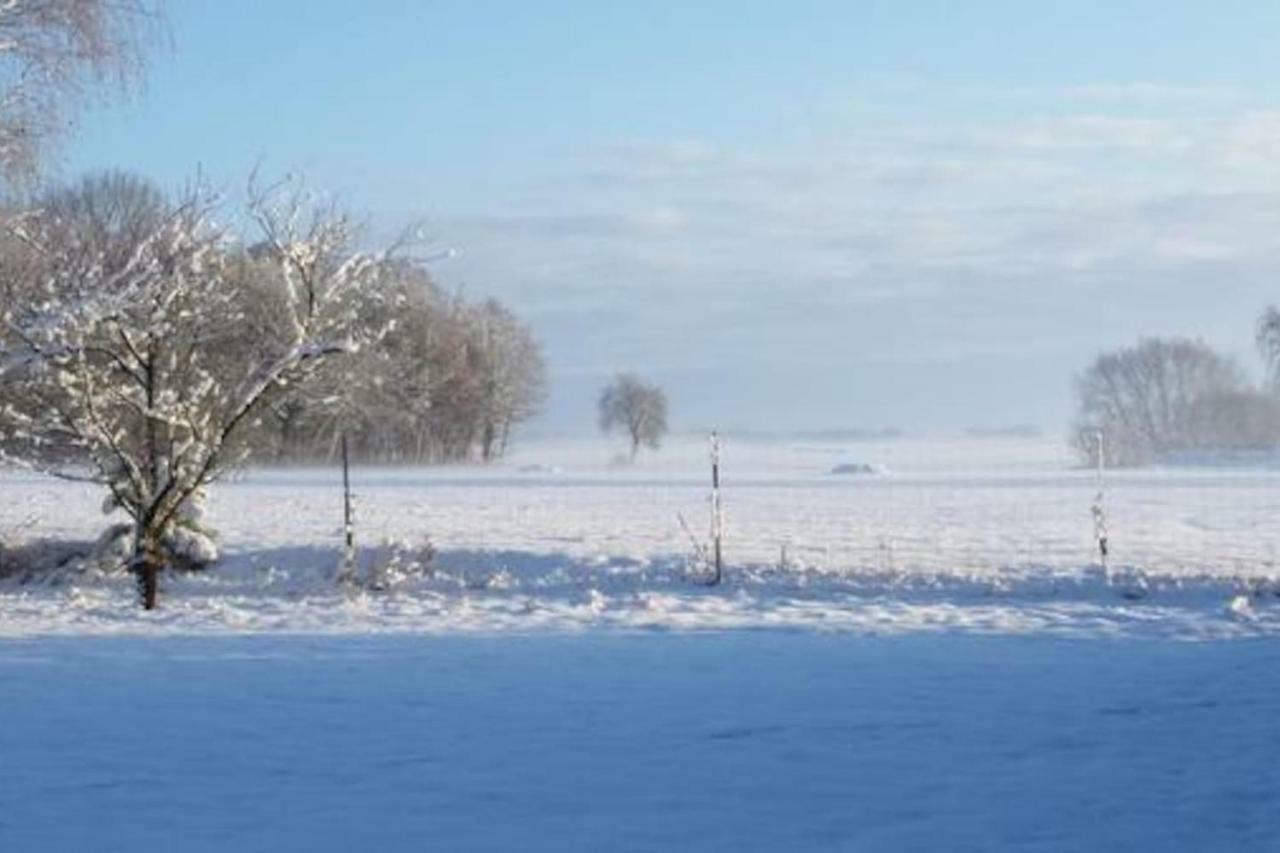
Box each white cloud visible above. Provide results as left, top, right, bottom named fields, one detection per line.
left=992, top=115, right=1192, bottom=152
left=1060, top=82, right=1240, bottom=104
left=424, top=84, right=1280, bottom=430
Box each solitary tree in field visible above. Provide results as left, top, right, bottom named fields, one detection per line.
left=598, top=373, right=668, bottom=460
left=0, top=175, right=402, bottom=608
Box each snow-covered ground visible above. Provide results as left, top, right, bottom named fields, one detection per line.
left=2, top=632, right=1277, bottom=852
left=5, top=436, right=1280, bottom=851
left=3, top=434, right=1280, bottom=637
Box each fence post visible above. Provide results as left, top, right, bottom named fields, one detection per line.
left=1092, top=427, right=1109, bottom=581
left=710, top=430, right=723, bottom=586
left=339, top=432, right=356, bottom=585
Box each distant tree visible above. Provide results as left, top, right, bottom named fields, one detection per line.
left=598, top=373, right=668, bottom=460
left=1070, top=336, right=1278, bottom=466
left=0, top=1, right=163, bottom=185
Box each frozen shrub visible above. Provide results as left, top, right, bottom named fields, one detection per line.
left=366, top=538, right=436, bottom=591
left=0, top=536, right=91, bottom=583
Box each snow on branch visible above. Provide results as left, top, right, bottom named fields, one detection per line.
left=0, top=173, right=406, bottom=605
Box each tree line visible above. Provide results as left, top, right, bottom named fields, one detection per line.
left=1, top=171, right=547, bottom=467
left=0, top=172, right=545, bottom=605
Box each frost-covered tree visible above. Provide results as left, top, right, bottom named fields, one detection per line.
left=469, top=298, right=546, bottom=461
left=260, top=274, right=546, bottom=465
left=598, top=373, right=668, bottom=460
left=0, top=175, right=401, bottom=607
left=0, top=0, right=163, bottom=185
left=1071, top=337, right=1277, bottom=466
left=270, top=260, right=439, bottom=463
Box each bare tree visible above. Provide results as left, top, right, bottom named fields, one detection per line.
left=36, top=170, right=167, bottom=265
left=1257, top=306, right=1280, bottom=387
left=0, top=175, right=402, bottom=608
left=0, top=0, right=164, bottom=185
left=1071, top=337, right=1257, bottom=466
left=259, top=265, right=546, bottom=465
left=470, top=298, right=546, bottom=461
left=598, top=373, right=668, bottom=460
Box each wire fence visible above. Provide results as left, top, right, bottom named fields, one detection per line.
left=196, top=434, right=1280, bottom=582
left=4, top=434, right=1279, bottom=582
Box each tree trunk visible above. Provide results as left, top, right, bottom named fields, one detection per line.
left=498, top=421, right=511, bottom=458
left=481, top=421, right=496, bottom=462
left=141, top=559, right=158, bottom=610
left=133, top=537, right=161, bottom=610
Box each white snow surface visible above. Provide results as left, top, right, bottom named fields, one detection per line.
left=1, top=633, right=1277, bottom=851
left=4, top=434, right=1280, bottom=638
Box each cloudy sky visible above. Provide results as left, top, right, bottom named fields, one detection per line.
left=65, top=1, right=1280, bottom=433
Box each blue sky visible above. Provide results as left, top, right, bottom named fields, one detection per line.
left=64, top=1, right=1280, bottom=433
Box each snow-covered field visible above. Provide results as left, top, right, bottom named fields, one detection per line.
left=3, top=434, right=1280, bottom=638
left=2, top=632, right=1278, bottom=852
left=5, top=436, right=1280, bottom=851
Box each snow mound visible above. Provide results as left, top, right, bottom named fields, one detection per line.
left=828, top=462, right=888, bottom=475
